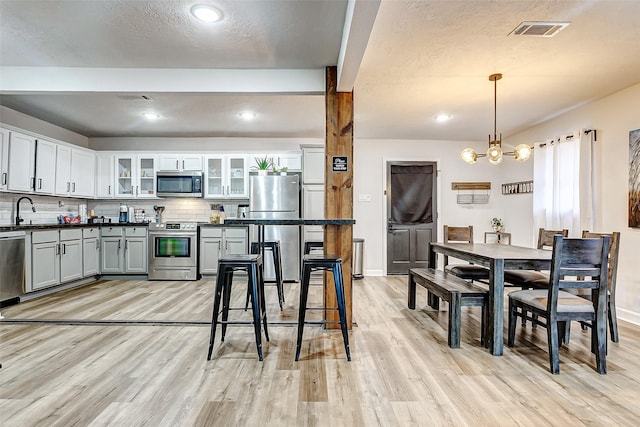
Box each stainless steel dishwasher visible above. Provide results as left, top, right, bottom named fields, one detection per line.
left=0, top=230, right=26, bottom=308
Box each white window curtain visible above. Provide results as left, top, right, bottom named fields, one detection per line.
left=532, top=129, right=595, bottom=237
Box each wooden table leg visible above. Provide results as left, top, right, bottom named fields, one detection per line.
left=488, top=259, right=505, bottom=356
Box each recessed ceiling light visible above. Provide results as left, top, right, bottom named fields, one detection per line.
left=435, top=114, right=452, bottom=123
left=143, top=112, right=160, bottom=120
left=191, top=4, right=223, bottom=23
left=238, top=111, right=257, bottom=120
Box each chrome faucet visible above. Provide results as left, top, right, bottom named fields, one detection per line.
left=16, top=196, right=36, bottom=226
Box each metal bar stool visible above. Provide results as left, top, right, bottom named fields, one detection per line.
left=304, top=240, right=324, bottom=255
left=207, top=254, right=269, bottom=361
left=295, top=253, right=351, bottom=361
left=250, top=241, right=284, bottom=310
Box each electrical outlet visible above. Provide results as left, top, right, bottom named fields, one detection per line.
left=358, top=194, right=372, bottom=202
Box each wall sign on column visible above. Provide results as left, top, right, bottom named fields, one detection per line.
left=332, top=156, right=348, bottom=172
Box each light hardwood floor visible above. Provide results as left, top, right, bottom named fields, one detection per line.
left=1, top=276, right=639, bottom=426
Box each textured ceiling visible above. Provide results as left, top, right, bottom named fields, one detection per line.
left=1, top=0, right=640, bottom=143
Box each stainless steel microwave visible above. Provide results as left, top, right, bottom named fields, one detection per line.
left=156, top=171, right=203, bottom=197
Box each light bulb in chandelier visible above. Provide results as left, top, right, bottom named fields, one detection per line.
left=487, top=140, right=503, bottom=165
left=461, top=148, right=479, bottom=164
left=514, top=144, right=533, bottom=162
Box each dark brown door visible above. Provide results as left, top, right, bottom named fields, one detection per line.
left=386, top=162, right=437, bottom=274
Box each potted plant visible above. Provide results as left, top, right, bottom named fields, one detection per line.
left=253, top=156, right=273, bottom=176
left=279, top=166, right=288, bottom=176
left=491, top=217, right=504, bottom=232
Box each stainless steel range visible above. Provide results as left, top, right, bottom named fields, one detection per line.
left=148, top=222, right=198, bottom=281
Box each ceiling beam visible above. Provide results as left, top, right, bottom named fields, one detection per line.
left=0, top=67, right=325, bottom=95
left=337, top=0, right=381, bottom=92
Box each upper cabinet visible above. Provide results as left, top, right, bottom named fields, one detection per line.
left=158, top=154, right=203, bottom=172
left=115, top=155, right=157, bottom=198
left=6, top=130, right=36, bottom=192
left=204, top=155, right=248, bottom=199
left=34, top=139, right=56, bottom=195
left=249, top=153, right=302, bottom=172
left=55, top=145, right=96, bottom=198
left=96, top=153, right=115, bottom=198
left=0, top=128, right=9, bottom=191
left=302, top=145, right=325, bottom=184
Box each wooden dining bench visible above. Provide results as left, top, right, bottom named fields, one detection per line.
left=408, top=268, right=488, bottom=348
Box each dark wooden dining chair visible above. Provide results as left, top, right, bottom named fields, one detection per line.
left=442, top=225, right=490, bottom=282
left=507, top=235, right=611, bottom=374
left=503, top=228, right=569, bottom=288
left=567, top=231, right=621, bottom=342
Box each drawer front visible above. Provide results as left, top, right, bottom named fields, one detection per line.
left=200, top=227, right=223, bottom=238
left=83, top=227, right=100, bottom=239
left=125, top=227, right=147, bottom=237
left=101, top=226, right=124, bottom=237
left=224, top=227, right=247, bottom=238
left=32, top=230, right=59, bottom=244
left=60, top=228, right=83, bottom=241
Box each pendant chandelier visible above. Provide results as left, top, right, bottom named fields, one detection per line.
left=461, top=73, right=533, bottom=165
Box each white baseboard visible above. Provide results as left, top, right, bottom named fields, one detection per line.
left=618, top=308, right=640, bottom=327
left=363, top=269, right=384, bottom=277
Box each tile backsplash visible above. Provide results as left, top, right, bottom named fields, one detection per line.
left=0, top=193, right=85, bottom=226
left=0, top=193, right=249, bottom=226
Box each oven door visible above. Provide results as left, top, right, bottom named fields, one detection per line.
left=149, top=233, right=196, bottom=268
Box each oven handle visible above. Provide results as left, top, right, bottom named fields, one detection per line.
left=149, top=232, right=197, bottom=238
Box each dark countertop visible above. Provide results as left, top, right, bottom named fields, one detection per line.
left=198, top=222, right=249, bottom=227
left=0, top=222, right=150, bottom=232
left=224, top=218, right=355, bottom=225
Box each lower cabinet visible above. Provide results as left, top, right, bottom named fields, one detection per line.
left=31, top=229, right=83, bottom=291
left=82, top=227, right=100, bottom=276
left=100, top=226, right=148, bottom=274
left=199, top=226, right=248, bottom=275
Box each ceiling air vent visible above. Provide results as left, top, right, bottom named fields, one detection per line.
left=118, top=95, right=154, bottom=101
left=509, top=21, right=570, bottom=38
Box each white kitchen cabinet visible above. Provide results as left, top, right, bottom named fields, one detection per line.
left=100, top=226, right=148, bottom=274
left=249, top=153, right=302, bottom=172
left=0, top=128, right=9, bottom=190
left=96, top=153, right=115, bottom=198
left=204, top=155, right=248, bottom=199
left=7, top=130, right=36, bottom=192
left=55, top=145, right=96, bottom=198
left=158, top=154, right=203, bottom=171
left=34, top=139, right=56, bottom=195
left=30, top=229, right=83, bottom=290
left=115, top=155, right=157, bottom=198
left=82, top=227, right=100, bottom=276
left=199, top=226, right=248, bottom=275
left=301, top=145, right=325, bottom=184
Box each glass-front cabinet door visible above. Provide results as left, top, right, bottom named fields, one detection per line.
left=226, top=156, right=248, bottom=198
left=205, top=156, right=224, bottom=198
left=137, top=156, right=156, bottom=198
left=115, top=155, right=156, bottom=198
left=116, top=156, right=134, bottom=197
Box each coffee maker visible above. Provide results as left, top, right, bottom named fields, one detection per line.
left=237, top=204, right=250, bottom=218
left=119, top=202, right=128, bottom=223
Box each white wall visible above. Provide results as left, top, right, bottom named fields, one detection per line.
left=0, top=106, right=89, bottom=148
left=353, top=138, right=534, bottom=276
left=507, top=82, right=640, bottom=326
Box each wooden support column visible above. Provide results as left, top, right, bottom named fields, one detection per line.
left=324, top=66, right=354, bottom=329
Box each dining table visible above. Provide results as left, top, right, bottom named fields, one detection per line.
left=429, top=242, right=553, bottom=356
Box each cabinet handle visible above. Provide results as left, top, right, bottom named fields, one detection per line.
left=135, top=186, right=138, bottom=196
left=108, top=185, right=111, bottom=195
left=38, top=178, right=43, bottom=189
left=118, top=240, right=121, bottom=252
left=56, top=243, right=60, bottom=255
left=62, top=243, right=66, bottom=255
left=125, top=240, right=129, bottom=250
left=176, top=160, right=179, bottom=170
left=31, top=177, right=36, bottom=190
left=2, top=172, right=6, bottom=185
left=225, top=241, right=229, bottom=251
left=67, top=182, right=70, bottom=192
left=72, top=182, right=76, bottom=192
left=218, top=241, right=221, bottom=251
left=96, top=240, right=100, bottom=250
left=182, top=160, right=185, bottom=170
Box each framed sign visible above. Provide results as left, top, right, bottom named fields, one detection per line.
left=332, top=156, right=348, bottom=172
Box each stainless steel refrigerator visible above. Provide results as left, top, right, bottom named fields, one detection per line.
left=249, top=174, right=301, bottom=281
